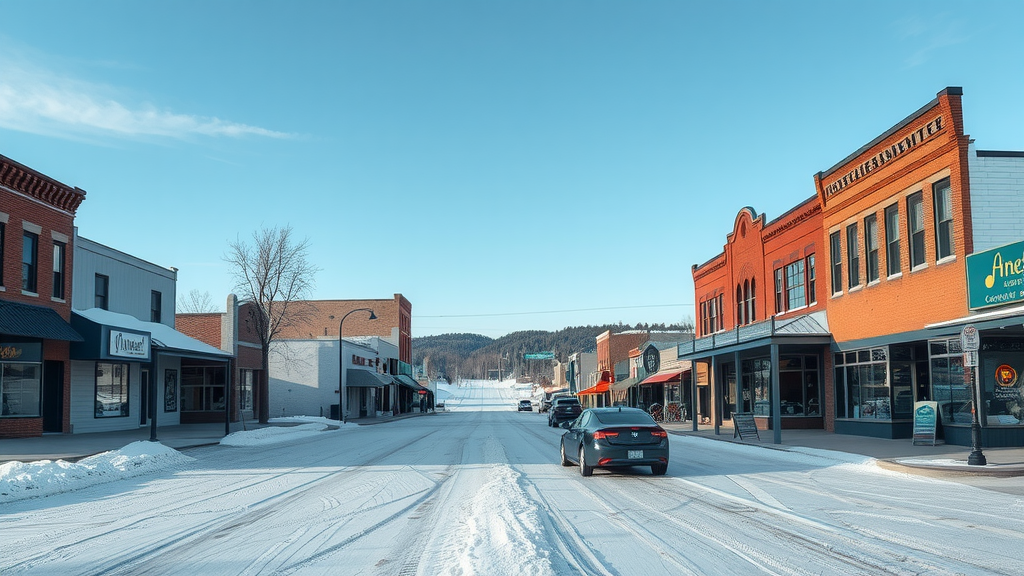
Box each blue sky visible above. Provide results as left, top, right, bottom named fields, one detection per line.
left=2, top=1, right=1022, bottom=338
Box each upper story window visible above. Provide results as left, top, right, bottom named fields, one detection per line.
left=908, top=192, right=925, bottom=269
left=806, top=254, right=816, bottom=304
left=746, top=278, right=756, bottom=323
left=829, top=231, right=842, bottom=295
left=864, top=214, right=879, bottom=283
left=0, top=221, right=5, bottom=287
left=785, top=259, right=806, bottom=310
left=52, top=241, right=66, bottom=300
left=933, top=178, right=954, bottom=261
left=774, top=268, right=785, bottom=315
left=884, top=203, right=901, bottom=276
left=736, top=285, right=744, bottom=326
left=95, top=274, right=109, bottom=310
left=846, top=223, right=860, bottom=289
left=151, top=291, right=162, bottom=323
left=22, top=231, right=38, bottom=293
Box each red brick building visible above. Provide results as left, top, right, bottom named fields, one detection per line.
left=0, top=154, right=87, bottom=438
left=681, top=197, right=830, bottom=438
left=276, top=294, right=413, bottom=364
left=176, top=296, right=264, bottom=423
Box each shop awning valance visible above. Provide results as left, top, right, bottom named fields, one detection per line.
left=394, top=374, right=424, bottom=390
left=72, top=308, right=231, bottom=361
left=609, top=377, right=639, bottom=392
left=578, top=380, right=611, bottom=396
left=640, top=368, right=684, bottom=385
left=0, top=299, right=83, bottom=341
left=347, top=369, right=394, bottom=388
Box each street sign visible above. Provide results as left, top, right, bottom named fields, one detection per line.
left=963, top=350, right=979, bottom=368
left=960, top=324, right=980, bottom=352
left=524, top=352, right=555, bottom=360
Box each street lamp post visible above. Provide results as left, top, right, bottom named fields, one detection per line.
left=339, top=308, right=377, bottom=424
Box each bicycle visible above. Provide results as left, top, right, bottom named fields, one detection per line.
left=648, top=403, right=664, bottom=422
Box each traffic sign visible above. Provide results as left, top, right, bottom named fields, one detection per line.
left=524, top=352, right=555, bottom=360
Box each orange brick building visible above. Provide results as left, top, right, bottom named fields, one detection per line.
left=685, top=87, right=1024, bottom=446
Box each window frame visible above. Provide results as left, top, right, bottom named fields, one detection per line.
left=95, top=274, right=109, bottom=310
left=806, top=254, right=816, bottom=304
left=884, top=203, right=901, bottom=277
left=933, top=178, right=955, bottom=261
left=774, top=268, right=785, bottom=314
left=22, top=231, right=39, bottom=293
left=95, top=362, right=130, bottom=418
left=907, top=192, right=926, bottom=269
left=52, top=241, right=66, bottom=300
left=0, top=221, right=5, bottom=287
left=846, top=223, right=860, bottom=289
left=151, top=290, right=162, bottom=323
left=829, top=231, right=843, bottom=295
left=864, top=214, right=879, bottom=283
left=785, top=259, right=806, bottom=311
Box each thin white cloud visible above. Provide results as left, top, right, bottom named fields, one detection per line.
left=894, top=14, right=968, bottom=68
left=0, top=56, right=293, bottom=141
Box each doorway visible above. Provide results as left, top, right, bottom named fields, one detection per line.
left=42, top=361, right=64, bottom=433
left=140, top=369, right=150, bottom=425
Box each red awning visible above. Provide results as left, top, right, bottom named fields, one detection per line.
left=577, top=380, right=611, bottom=395
left=640, top=369, right=684, bottom=385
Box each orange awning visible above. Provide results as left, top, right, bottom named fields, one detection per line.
left=577, top=380, right=611, bottom=395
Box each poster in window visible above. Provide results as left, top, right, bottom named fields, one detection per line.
left=164, top=369, right=178, bottom=412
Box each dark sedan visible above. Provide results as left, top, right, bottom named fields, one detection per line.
left=548, top=397, right=582, bottom=427
left=559, top=407, right=669, bottom=476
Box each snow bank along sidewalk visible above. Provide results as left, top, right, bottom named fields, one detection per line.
left=0, top=417, right=337, bottom=504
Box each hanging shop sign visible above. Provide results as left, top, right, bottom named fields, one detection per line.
left=642, top=345, right=660, bottom=375
left=966, top=240, right=1024, bottom=311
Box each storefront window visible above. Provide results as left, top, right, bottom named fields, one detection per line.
left=2, top=363, right=41, bottom=417
left=742, top=359, right=772, bottom=416
left=979, top=339, right=1024, bottom=427
left=95, top=362, right=129, bottom=418
left=834, top=348, right=890, bottom=419
left=240, top=369, right=254, bottom=411
left=181, top=366, right=227, bottom=412
left=930, top=339, right=969, bottom=424
left=779, top=355, right=820, bottom=416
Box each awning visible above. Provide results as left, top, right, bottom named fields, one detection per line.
left=394, top=374, right=424, bottom=390
left=0, top=299, right=83, bottom=341
left=609, top=377, right=639, bottom=392
left=346, top=369, right=394, bottom=388
left=577, top=380, right=611, bottom=396
left=640, top=368, right=684, bottom=385
left=72, top=308, right=231, bottom=361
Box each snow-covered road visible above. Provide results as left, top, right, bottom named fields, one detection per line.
left=3, top=379, right=1023, bottom=575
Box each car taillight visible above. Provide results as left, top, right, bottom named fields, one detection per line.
left=651, top=430, right=667, bottom=438
left=598, top=458, right=612, bottom=466
left=593, top=430, right=619, bottom=440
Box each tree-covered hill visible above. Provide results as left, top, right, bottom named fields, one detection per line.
left=413, top=322, right=691, bottom=383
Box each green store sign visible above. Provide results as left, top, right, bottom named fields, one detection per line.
left=966, top=240, right=1024, bottom=310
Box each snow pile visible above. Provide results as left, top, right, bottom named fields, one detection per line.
left=453, top=464, right=555, bottom=576
left=0, top=441, right=193, bottom=503
left=220, top=422, right=332, bottom=446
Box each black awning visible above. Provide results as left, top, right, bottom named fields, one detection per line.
left=346, top=369, right=394, bottom=388
left=0, top=299, right=83, bottom=341
left=394, top=374, right=423, bottom=390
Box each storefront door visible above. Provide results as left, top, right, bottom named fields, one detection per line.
left=42, top=360, right=63, bottom=433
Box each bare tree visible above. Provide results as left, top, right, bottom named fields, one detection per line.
left=177, top=289, right=217, bottom=313
left=225, top=225, right=320, bottom=424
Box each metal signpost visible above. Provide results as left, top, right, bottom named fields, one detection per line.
left=960, top=324, right=986, bottom=465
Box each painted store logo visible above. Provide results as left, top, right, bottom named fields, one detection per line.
left=825, top=115, right=945, bottom=197
left=996, top=364, right=1018, bottom=388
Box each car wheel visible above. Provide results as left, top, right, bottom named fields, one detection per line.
left=579, top=446, right=593, bottom=477
left=651, top=463, right=668, bottom=476
left=560, top=443, right=572, bottom=466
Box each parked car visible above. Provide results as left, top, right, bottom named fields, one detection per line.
left=548, top=397, right=582, bottom=427
left=517, top=399, right=533, bottom=412
left=559, top=407, right=669, bottom=476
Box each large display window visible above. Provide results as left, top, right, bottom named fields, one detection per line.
left=95, top=362, right=130, bottom=418
left=1, top=341, right=43, bottom=418
left=929, top=338, right=969, bottom=424
left=979, top=339, right=1024, bottom=427
left=834, top=348, right=890, bottom=420
left=181, top=366, right=226, bottom=412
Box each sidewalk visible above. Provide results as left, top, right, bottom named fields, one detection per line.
left=0, top=411, right=436, bottom=464
left=661, top=420, right=1024, bottom=477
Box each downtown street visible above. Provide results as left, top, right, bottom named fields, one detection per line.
left=2, top=379, right=1023, bottom=576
